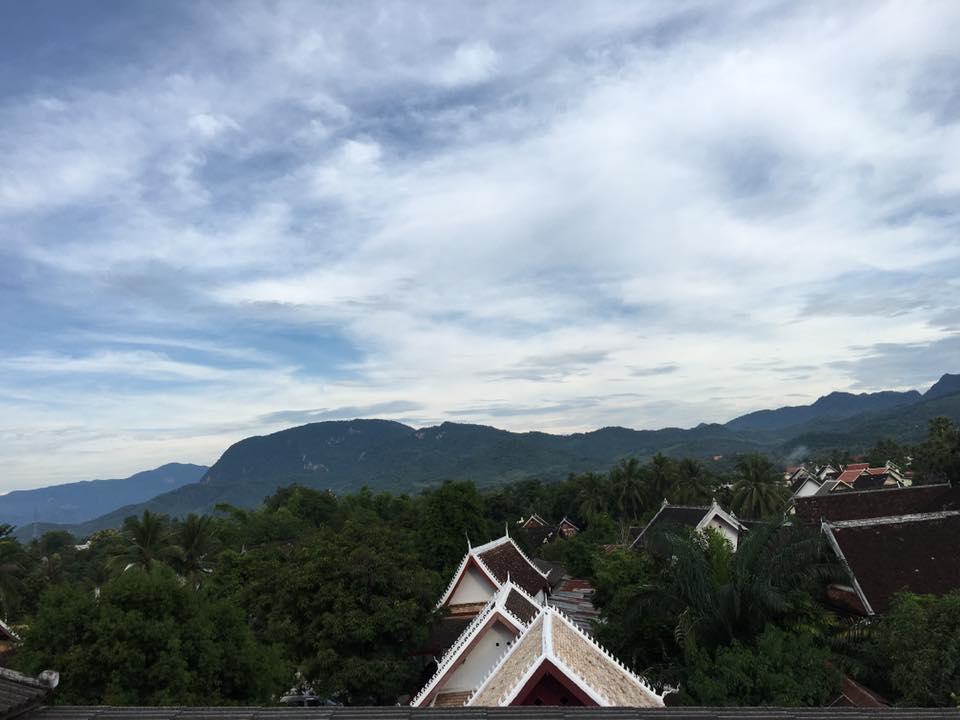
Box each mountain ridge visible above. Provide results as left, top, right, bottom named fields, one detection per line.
left=0, top=463, right=208, bottom=530
left=24, top=373, right=960, bottom=539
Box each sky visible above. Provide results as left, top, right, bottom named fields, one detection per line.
left=2, top=1, right=959, bottom=490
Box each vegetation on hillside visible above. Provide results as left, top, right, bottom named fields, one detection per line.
left=4, top=418, right=959, bottom=707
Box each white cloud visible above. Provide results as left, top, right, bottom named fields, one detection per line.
left=435, top=41, right=499, bottom=86
left=2, top=1, right=960, bottom=488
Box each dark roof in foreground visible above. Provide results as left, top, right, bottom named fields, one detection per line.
left=475, top=540, right=549, bottom=598
left=825, top=511, right=960, bottom=615
left=796, top=483, right=960, bottom=524
left=27, top=706, right=960, bottom=719
left=0, top=667, right=57, bottom=720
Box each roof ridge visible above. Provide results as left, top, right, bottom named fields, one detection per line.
left=546, top=605, right=664, bottom=700
left=466, top=609, right=546, bottom=706
left=412, top=587, right=528, bottom=707
left=435, top=551, right=472, bottom=609
left=476, top=536, right=551, bottom=582
left=828, top=509, right=960, bottom=528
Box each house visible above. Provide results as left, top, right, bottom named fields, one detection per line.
left=814, top=462, right=908, bottom=495
left=822, top=511, right=960, bottom=615
left=466, top=605, right=664, bottom=707
left=518, top=514, right=549, bottom=530
left=556, top=517, right=580, bottom=538
left=518, top=514, right=580, bottom=545
left=630, top=499, right=747, bottom=553
left=795, top=483, right=960, bottom=525
left=411, top=581, right=540, bottom=707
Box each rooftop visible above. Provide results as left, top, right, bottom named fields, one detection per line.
left=824, top=511, right=960, bottom=615
left=796, top=483, right=960, bottom=524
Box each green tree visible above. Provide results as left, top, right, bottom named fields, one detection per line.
left=0, top=528, right=24, bottom=620
left=109, top=510, right=179, bottom=574
left=682, top=625, right=841, bottom=706
left=175, top=514, right=218, bottom=589
left=576, top=472, right=610, bottom=520
left=666, top=521, right=836, bottom=651
left=865, top=591, right=960, bottom=706
left=913, top=417, right=960, bottom=484
left=729, top=454, right=788, bottom=519
left=610, top=458, right=647, bottom=520
left=415, top=480, right=487, bottom=575
left=17, top=569, right=288, bottom=704
left=671, top=459, right=714, bottom=505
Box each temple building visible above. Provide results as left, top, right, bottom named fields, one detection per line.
left=415, top=532, right=665, bottom=708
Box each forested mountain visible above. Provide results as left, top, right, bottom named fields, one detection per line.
left=28, top=374, right=960, bottom=538
left=0, top=463, right=207, bottom=528
left=725, top=390, right=922, bottom=432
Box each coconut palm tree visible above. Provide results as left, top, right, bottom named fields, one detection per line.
left=577, top=472, right=610, bottom=520
left=109, top=510, right=178, bottom=573
left=666, top=519, right=839, bottom=651
left=671, top=458, right=713, bottom=505
left=0, top=533, right=23, bottom=620
left=175, top=514, right=218, bottom=589
left=610, top=458, right=647, bottom=520
left=730, top=454, right=789, bottom=519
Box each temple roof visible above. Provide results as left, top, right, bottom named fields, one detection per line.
left=796, top=483, right=960, bottom=524
left=823, top=511, right=960, bottom=615
left=412, top=582, right=540, bottom=707
left=467, top=606, right=663, bottom=707
left=0, top=667, right=57, bottom=719
left=437, top=535, right=550, bottom=608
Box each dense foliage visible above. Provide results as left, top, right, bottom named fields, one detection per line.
left=3, top=417, right=959, bottom=706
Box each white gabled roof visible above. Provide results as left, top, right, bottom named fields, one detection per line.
left=412, top=581, right=541, bottom=707
left=436, top=534, right=550, bottom=609
left=696, top=499, right=746, bottom=533
left=467, top=604, right=664, bottom=707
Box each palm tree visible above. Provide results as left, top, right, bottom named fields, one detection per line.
left=666, top=519, right=839, bottom=651
left=109, top=510, right=178, bottom=573
left=671, top=459, right=713, bottom=505
left=175, top=514, right=218, bottom=589
left=730, top=454, right=789, bottom=519
left=577, top=472, right=610, bottom=520
left=647, top=453, right=677, bottom=503
left=0, top=536, right=23, bottom=620
left=610, top=458, right=647, bottom=520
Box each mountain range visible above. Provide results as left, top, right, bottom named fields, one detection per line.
left=1, top=463, right=207, bottom=538
left=11, top=373, right=960, bottom=540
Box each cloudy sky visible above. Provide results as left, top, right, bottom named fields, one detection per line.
left=2, top=1, right=959, bottom=489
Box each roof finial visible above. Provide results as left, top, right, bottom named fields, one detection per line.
left=505, top=520, right=509, bottom=538
left=466, top=532, right=472, bottom=550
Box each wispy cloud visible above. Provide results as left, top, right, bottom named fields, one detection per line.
left=1, top=1, right=959, bottom=488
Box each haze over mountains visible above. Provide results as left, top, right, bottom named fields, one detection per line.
left=10, top=374, right=959, bottom=540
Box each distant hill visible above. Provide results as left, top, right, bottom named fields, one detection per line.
left=725, top=390, right=921, bottom=433
left=34, top=373, right=960, bottom=538
left=925, top=373, right=960, bottom=400
left=0, top=463, right=207, bottom=530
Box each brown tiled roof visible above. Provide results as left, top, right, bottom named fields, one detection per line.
left=825, top=511, right=960, bottom=614
left=417, top=616, right=472, bottom=657
left=796, top=484, right=960, bottom=524
left=503, top=589, right=538, bottom=624
left=476, top=542, right=548, bottom=598
left=829, top=675, right=889, bottom=708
